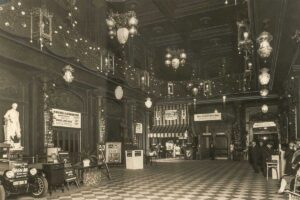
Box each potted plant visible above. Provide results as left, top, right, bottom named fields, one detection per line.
left=80, top=150, right=97, bottom=167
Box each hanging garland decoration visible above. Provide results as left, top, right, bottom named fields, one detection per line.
left=0, top=0, right=258, bottom=102
left=0, top=0, right=114, bottom=75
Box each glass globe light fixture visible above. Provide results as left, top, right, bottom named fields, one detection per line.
left=259, top=68, right=270, bottom=85
left=192, top=87, right=199, bottom=96
left=180, top=52, right=187, bottom=59
left=145, top=97, right=152, bottom=108
left=129, top=26, right=137, bottom=37
left=165, top=60, right=171, bottom=66
left=171, top=58, right=180, bottom=70
left=128, top=16, right=138, bottom=26
left=261, top=104, right=268, bottom=113
left=165, top=53, right=172, bottom=59
left=260, top=88, right=269, bottom=97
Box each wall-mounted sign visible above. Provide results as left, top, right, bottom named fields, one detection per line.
left=164, top=110, right=178, bottom=121
left=194, top=113, right=221, bottom=121
left=203, top=133, right=212, bottom=136
left=52, top=108, right=81, bottom=128
left=216, top=132, right=225, bottom=136
left=135, top=123, right=143, bottom=134
left=253, top=121, right=276, bottom=128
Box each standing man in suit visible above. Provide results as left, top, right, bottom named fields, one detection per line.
left=250, top=141, right=260, bottom=173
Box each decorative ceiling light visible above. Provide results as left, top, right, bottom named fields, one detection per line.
left=106, top=11, right=138, bottom=45
left=145, top=97, right=152, bottom=108
left=165, top=48, right=187, bottom=70
left=63, top=65, right=74, bottom=83
left=260, top=88, right=269, bottom=97
left=257, top=31, right=273, bottom=58
left=261, top=104, right=268, bottom=113
left=258, top=68, right=270, bottom=85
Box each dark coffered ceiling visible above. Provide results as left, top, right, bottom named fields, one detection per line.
left=121, top=0, right=248, bottom=81
left=100, top=0, right=299, bottom=98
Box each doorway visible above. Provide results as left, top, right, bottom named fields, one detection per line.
left=52, top=127, right=81, bottom=163
left=201, top=135, right=212, bottom=159
left=215, top=135, right=228, bottom=158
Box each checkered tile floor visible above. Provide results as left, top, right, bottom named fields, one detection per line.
left=10, top=160, right=288, bottom=200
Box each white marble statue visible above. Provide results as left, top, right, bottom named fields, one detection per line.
left=4, top=103, right=22, bottom=148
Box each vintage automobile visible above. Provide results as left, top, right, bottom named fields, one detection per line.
left=0, top=143, right=48, bottom=199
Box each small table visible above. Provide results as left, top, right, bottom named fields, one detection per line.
left=73, top=164, right=100, bottom=184
left=266, top=161, right=278, bottom=180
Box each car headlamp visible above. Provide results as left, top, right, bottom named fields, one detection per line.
left=5, top=170, right=15, bottom=178
left=29, top=168, right=37, bottom=176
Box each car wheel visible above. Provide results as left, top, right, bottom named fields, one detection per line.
left=0, top=185, right=6, bottom=200
left=31, top=176, right=48, bottom=198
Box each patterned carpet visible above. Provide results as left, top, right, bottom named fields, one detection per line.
left=11, top=160, right=288, bottom=200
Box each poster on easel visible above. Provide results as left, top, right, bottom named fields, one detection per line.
left=105, top=142, right=122, bottom=164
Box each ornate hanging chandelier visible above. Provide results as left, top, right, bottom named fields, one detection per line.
left=106, top=11, right=138, bottom=45
left=165, top=48, right=187, bottom=70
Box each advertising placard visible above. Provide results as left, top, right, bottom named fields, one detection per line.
left=52, top=108, right=81, bottom=128
left=194, top=113, right=222, bottom=121
left=135, top=123, right=143, bottom=134
left=164, top=110, right=178, bottom=121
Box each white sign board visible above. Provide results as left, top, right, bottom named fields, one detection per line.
left=164, top=110, right=178, bottom=121
left=194, top=113, right=222, bottom=121
left=135, top=123, right=143, bottom=134
left=52, top=108, right=81, bottom=128
left=253, top=121, right=276, bottom=128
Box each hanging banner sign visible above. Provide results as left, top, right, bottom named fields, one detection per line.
left=253, top=121, right=276, bottom=128
left=194, top=113, right=222, bottom=121
left=164, top=110, right=178, bottom=121
left=52, top=108, right=81, bottom=128
left=135, top=123, right=143, bottom=134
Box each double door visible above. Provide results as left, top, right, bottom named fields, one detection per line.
left=200, top=134, right=228, bottom=159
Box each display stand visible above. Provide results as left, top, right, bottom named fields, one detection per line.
left=105, top=142, right=122, bottom=164
left=58, top=151, right=79, bottom=189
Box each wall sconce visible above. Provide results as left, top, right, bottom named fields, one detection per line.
left=145, top=97, right=152, bottom=108
left=63, top=65, right=74, bottom=83
left=256, top=31, right=273, bottom=58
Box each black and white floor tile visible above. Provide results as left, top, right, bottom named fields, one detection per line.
left=11, top=160, right=288, bottom=200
